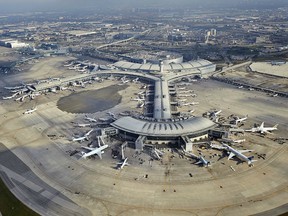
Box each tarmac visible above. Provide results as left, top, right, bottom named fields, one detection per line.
left=0, top=57, right=287, bottom=216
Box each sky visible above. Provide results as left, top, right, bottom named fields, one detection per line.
left=0, top=0, right=287, bottom=13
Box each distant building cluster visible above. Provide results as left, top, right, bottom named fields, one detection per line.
left=0, top=39, right=29, bottom=48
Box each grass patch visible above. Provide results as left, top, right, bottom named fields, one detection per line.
left=0, top=177, right=39, bottom=216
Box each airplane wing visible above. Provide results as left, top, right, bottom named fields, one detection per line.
left=228, top=152, right=235, bottom=160
left=238, top=150, right=253, bottom=153
left=83, top=149, right=101, bottom=158
left=81, top=146, right=95, bottom=151
left=85, top=129, right=93, bottom=136
left=195, top=160, right=203, bottom=165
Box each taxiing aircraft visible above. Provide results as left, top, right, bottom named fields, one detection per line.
left=23, top=107, right=37, bottom=114
left=245, top=122, right=278, bottom=134
left=81, top=144, right=109, bottom=159
left=195, top=156, right=211, bottom=167
left=117, top=157, right=129, bottom=169
left=222, top=143, right=256, bottom=166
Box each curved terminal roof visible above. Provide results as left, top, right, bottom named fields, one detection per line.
left=111, top=116, right=216, bottom=137
left=113, top=59, right=214, bottom=72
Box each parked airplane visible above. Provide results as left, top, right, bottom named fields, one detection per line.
left=222, top=143, right=256, bottom=166
left=23, top=107, right=37, bottom=114
left=137, top=102, right=145, bottom=108
left=81, top=144, right=109, bottom=159
left=272, top=93, right=278, bottom=97
left=117, top=157, right=129, bottom=169
left=132, top=78, right=139, bottom=83
left=120, top=76, right=129, bottom=84
left=153, top=148, right=164, bottom=160
left=178, top=99, right=187, bottom=102
left=137, top=91, right=145, bottom=95
left=131, top=97, right=145, bottom=102
left=181, top=102, right=199, bottom=106
left=195, top=156, right=211, bottom=167
left=245, top=122, right=278, bottom=134
left=64, top=62, right=73, bottom=67
left=75, top=123, right=92, bottom=128
left=231, top=115, right=248, bottom=125
left=107, top=112, right=116, bottom=119
left=85, top=116, right=97, bottom=123
left=209, top=110, right=222, bottom=119
left=221, top=138, right=246, bottom=144
left=2, top=96, right=14, bottom=100
left=72, top=129, right=93, bottom=142
left=178, top=87, right=186, bottom=90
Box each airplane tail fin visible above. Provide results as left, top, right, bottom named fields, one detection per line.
left=80, top=152, right=86, bottom=159
left=97, top=152, right=102, bottom=159
left=274, top=124, right=278, bottom=129
left=248, top=156, right=257, bottom=162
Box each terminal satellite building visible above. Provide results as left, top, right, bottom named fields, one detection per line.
left=111, top=51, right=217, bottom=151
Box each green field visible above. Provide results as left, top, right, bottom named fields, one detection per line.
left=0, top=177, right=39, bottom=216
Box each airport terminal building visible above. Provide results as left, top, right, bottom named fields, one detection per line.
left=111, top=116, right=216, bottom=150
left=110, top=51, right=217, bottom=150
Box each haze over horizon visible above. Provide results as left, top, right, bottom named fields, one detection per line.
left=0, top=0, right=288, bottom=13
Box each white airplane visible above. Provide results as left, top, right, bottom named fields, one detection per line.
left=132, top=78, right=139, bottom=83
left=181, top=102, right=199, bottom=106
left=137, top=91, right=145, bottom=95
left=137, top=102, right=145, bottom=108
left=81, top=144, right=109, bottom=159
left=195, top=156, right=211, bottom=167
left=178, top=94, right=190, bottom=97
left=210, top=110, right=222, bottom=118
left=75, top=123, right=91, bottom=128
left=117, top=157, right=129, bottom=169
left=131, top=97, right=145, bottom=102
left=2, top=96, right=14, bottom=100
left=178, top=99, right=187, bottom=102
left=233, top=115, right=248, bottom=125
left=72, top=129, right=93, bottom=142
left=210, top=143, right=227, bottom=150
left=23, top=107, right=37, bottom=114
left=98, top=117, right=111, bottom=122
left=179, top=90, right=190, bottom=94
left=85, top=116, right=97, bottom=123
left=222, top=143, right=256, bottom=166
left=107, top=112, right=116, bottom=119
left=64, top=62, right=74, bottom=67
left=5, top=86, right=24, bottom=90
left=245, top=122, right=278, bottom=134
left=78, top=68, right=87, bottom=72
left=222, top=138, right=246, bottom=144
left=153, top=148, right=164, bottom=160
left=120, top=76, right=129, bottom=84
